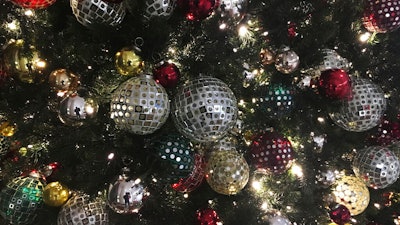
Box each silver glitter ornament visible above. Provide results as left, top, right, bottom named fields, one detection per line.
left=329, top=77, right=386, bottom=132
left=353, top=146, right=400, bottom=189
left=274, top=46, right=300, bottom=74
left=57, top=193, right=108, bottom=225
left=144, top=0, right=177, bottom=20
left=70, top=0, right=126, bottom=27
left=110, top=74, right=170, bottom=135
left=107, top=168, right=148, bottom=214
left=0, top=135, right=10, bottom=158
left=172, top=76, right=238, bottom=142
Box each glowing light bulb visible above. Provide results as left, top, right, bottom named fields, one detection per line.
left=252, top=180, right=262, bottom=190
left=107, top=153, right=115, bottom=160
left=238, top=25, right=248, bottom=37
left=219, top=23, right=227, bottom=30
left=359, top=32, right=371, bottom=43
left=291, top=163, right=303, bottom=178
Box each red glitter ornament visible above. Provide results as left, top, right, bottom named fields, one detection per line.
left=368, top=118, right=400, bottom=145
left=10, top=0, right=56, bottom=9
left=250, top=131, right=294, bottom=174
left=196, top=208, right=221, bottom=225
left=317, top=69, right=352, bottom=100
left=177, top=0, right=219, bottom=21
left=363, top=0, right=400, bottom=33
left=171, top=154, right=205, bottom=193
left=153, top=61, right=180, bottom=89
left=329, top=204, right=351, bottom=225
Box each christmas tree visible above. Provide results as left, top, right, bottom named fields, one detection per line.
left=1, top=0, right=400, bottom=224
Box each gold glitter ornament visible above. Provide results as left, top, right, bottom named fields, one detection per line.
left=205, top=150, right=249, bottom=195
left=43, top=182, right=70, bottom=207
left=2, top=39, right=47, bottom=84
left=0, top=121, right=17, bottom=137
left=115, top=46, right=144, bottom=76
left=48, top=69, right=80, bottom=96
left=331, top=175, right=370, bottom=215
left=260, top=48, right=275, bottom=66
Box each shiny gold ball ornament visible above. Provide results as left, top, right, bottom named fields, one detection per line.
left=331, top=175, right=370, bottom=215
left=48, top=69, right=80, bottom=95
left=205, top=150, right=249, bottom=195
left=0, top=120, right=17, bottom=137
left=115, top=46, right=144, bottom=76
left=2, top=39, right=47, bottom=84
left=260, top=48, right=275, bottom=66
left=110, top=73, right=170, bottom=135
left=43, top=182, right=70, bottom=207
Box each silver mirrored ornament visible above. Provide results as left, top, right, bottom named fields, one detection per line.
left=274, top=46, right=299, bottom=74
left=144, top=0, right=177, bottom=20
left=172, top=76, right=238, bottom=142
left=319, top=49, right=351, bottom=72
left=58, top=93, right=99, bottom=126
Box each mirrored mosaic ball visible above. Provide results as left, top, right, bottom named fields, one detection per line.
left=363, top=0, right=400, bottom=33
left=57, top=193, right=108, bottom=225
left=172, top=76, right=238, bottom=142
left=353, top=146, right=400, bottom=189
left=318, top=49, right=351, bottom=72
left=110, top=74, right=170, bottom=135
left=70, top=0, right=126, bottom=27
left=205, top=150, right=249, bottom=195
left=331, top=175, right=370, bottom=216
left=329, top=77, right=386, bottom=132
left=0, top=176, right=44, bottom=225
left=144, top=0, right=177, bottom=20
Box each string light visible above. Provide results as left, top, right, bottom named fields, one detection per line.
left=6, top=20, right=19, bottom=31
left=24, top=9, right=34, bottom=17
left=290, top=163, right=303, bottom=178
left=359, top=32, right=371, bottom=43
left=107, top=152, right=114, bottom=160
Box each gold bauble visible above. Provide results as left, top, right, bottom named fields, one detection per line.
left=43, top=182, right=70, bottom=207
left=115, top=46, right=144, bottom=76
left=48, top=69, right=80, bottom=96
left=2, top=39, right=47, bottom=84
left=331, top=175, right=370, bottom=216
left=0, top=121, right=17, bottom=137
left=260, top=48, right=275, bottom=65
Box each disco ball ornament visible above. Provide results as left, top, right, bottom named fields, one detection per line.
left=110, top=74, right=170, bottom=135
left=217, top=0, right=247, bottom=18
left=115, top=46, right=144, bottom=76
left=196, top=208, right=221, bottom=225
left=329, top=204, right=351, bottom=225
left=172, top=153, right=206, bottom=193
left=107, top=167, right=148, bottom=214
left=177, top=0, right=219, bottom=21
left=172, top=76, right=238, bottom=142
left=70, top=0, right=126, bottom=27
left=57, top=193, right=108, bottom=225
left=144, top=0, right=177, bottom=20
left=0, top=175, right=45, bottom=225
left=318, top=49, right=351, bottom=72
left=260, top=48, right=276, bottom=66
left=0, top=135, right=10, bottom=158
left=363, top=0, right=400, bottom=33
left=2, top=39, right=47, bottom=84
left=154, top=134, right=195, bottom=181
left=205, top=150, right=249, bottom=195
left=58, top=92, right=99, bottom=126
left=329, top=77, right=386, bottom=132
left=258, top=84, right=295, bottom=118
left=353, top=146, right=400, bottom=189
left=10, top=0, right=56, bottom=8
left=268, top=215, right=292, bottom=225
left=211, top=135, right=238, bottom=152
left=250, top=131, right=295, bottom=174
left=274, top=46, right=300, bottom=74
left=42, top=182, right=70, bottom=207
left=317, top=69, right=352, bottom=100
left=48, top=69, right=80, bottom=95
left=153, top=61, right=180, bottom=89
left=331, top=175, right=370, bottom=216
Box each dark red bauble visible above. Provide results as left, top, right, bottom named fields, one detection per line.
left=363, top=0, right=400, bottom=33
left=369, top=118, right=400, bottom=146
left=196, top=208, right=221, bottom=225
left=318, top=69, right=351, bottom=100
left=153, top=62, right=180, bottom=89
left=172, top=154, right=205, bottom=193
left=329, top=204, right=351, bottom=225
left=177, top=0, right=219, bottom=21
left=10, top=0, right=56, bottom=8
left=250, top=131, right=295, bottom=174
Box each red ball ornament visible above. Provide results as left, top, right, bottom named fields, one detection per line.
left=363, top=0, right=400, bottom=33
left=317, top=69, right=352, bottom=100
left=10, top=0, right=56, bottom=9
left=329, top=204, right=351, bottom=225
left=153, top=62, right=180, bottom=89
left=196, top=208, right=221, bottom=225
left=369, top=118, right=400, bottom=145
left=177, top=0, right=219, bottom=21
left=172, top=154, right=205, bottom=193
left=250, top=131, right=295, bottom=174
